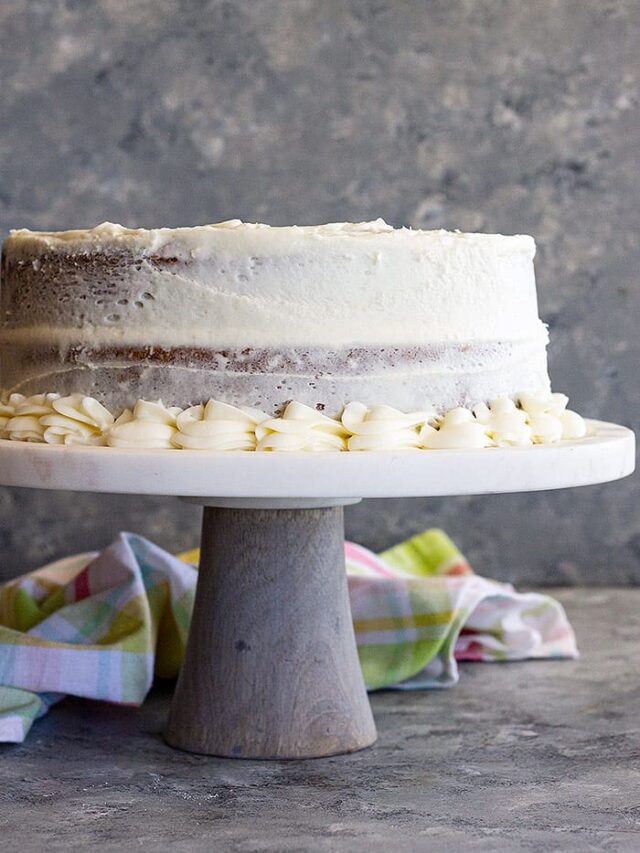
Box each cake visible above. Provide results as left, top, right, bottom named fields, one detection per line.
left=0, top=219, right=550, bottom=416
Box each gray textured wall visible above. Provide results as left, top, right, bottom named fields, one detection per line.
left=0, top=0, right=638, bottom=584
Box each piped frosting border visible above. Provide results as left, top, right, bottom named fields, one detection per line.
left=0, top=391, right=588, bottom=451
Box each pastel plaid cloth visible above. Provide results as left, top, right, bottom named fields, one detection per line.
left=0, top=529, right=576, bottom=743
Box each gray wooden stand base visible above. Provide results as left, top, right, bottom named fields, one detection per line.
left=165, top=503, right=377, bottom=759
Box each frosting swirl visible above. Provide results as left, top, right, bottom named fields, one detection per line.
left=0, top=403, right=13, bottom=437
left=420, top=408, right=492, bottom=449
left=256, top=401, right=349, bottom=451
left=107, top=400, right=182, bottom=449
left=518, top=391, right=569, bottom=417
left=0, top=394, right=26, bottom=437
left=4, top=393, right=60, bottom=442
left=518, top=390, right=587, bottom=442
left=40, top=394, right=114, bottom=446
left=0, top=390, right=590, bottom=451
left=473, top=398, right=532, bottom=447
left=558, top=409, right=588, bottom=440
left=173, top=401, right=268, bottom=450
left=342, top=402, right=430, bottom=451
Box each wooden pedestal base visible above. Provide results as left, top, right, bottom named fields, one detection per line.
left=165, top=505, right=377, bottom=759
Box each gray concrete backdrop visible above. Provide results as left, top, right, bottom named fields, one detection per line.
left=0, top=0, right=638, bottom=583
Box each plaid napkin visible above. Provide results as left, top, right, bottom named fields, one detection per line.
left=0, top=529, right=576, bottom=743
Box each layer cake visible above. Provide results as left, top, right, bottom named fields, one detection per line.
left=0, top=219, right=550, bottom=416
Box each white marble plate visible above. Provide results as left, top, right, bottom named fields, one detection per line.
left=0, top=420, right=633, bottom=504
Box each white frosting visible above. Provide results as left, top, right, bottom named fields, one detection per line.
left=420, top=408, right=492, bottom=450
left=0, top=390, right=588, bottom=451
left=474, top=398, right=533, bottom=447
left=518, top=390, right=587, bottom=442
left=107, top=400, right=182, bottom=449
left=11, top=392, right=60, bottom=416
left=5, top=415, right=45, bottom=442
left=6, top=218, right=533, bottom=254
left=173, top=401, right=268, bottom=450
left=518, top=391, right=569, bottom=417
left=528, top=412, right=563, bottom=444
left=4, top=393, right=60, bottom=442
left=3, top=220, right=544, bottom=349
left=40, top=394, right=113, bottom=445
left=558, top=409, right=588, bottom=440
left=0, top=402, right=14, bottom=436
left=256, top=401, right=349, bottom=452
left=342, top=402, right=430, bottom=451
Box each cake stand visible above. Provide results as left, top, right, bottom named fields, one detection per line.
left=0, top=420, right=634, bottom=759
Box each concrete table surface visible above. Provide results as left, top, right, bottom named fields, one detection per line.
left=2, top=587, right=640, bottom=853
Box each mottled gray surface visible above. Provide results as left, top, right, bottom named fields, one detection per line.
left=0, top=0, right=638, bottom=582
left=2, top=588, right=640, bottom=852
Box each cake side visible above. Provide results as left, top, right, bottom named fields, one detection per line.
left=2, top=219, right=543, bottom=345
left=0, top=220, right=550, bottom=415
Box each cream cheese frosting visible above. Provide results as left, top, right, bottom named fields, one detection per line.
left=5, top=219, right=535, bottom=256
left=174, top=401, right=268, bottom=451
left=3, top=393, right=59, bottom=442
left=473, top=398, right=533, bottom=447
left=107, top=400, right=182, bottom=449
left=342, top=403, right=431, bottom=451
left=40, top=394, right=113, bottom=445
left=256, top=401, right=349, bottom=452
left=3, top=219, right=544, bottom=348
left=0, top=393, right=111, bottom=444
left=517, top=391, right=588, bottom=440
left=420, top=408, right=493, bottom=450
left=0, top=390, right=588, bottom=451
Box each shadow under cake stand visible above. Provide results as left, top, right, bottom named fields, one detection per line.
left=0, top=419, right=634, bottom=760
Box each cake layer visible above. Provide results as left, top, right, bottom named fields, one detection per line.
left=0, top=340, right=550, bottom=415
left=0, top=220, right=550, bottom=414
left=2, top=220, right=544, bottom=346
